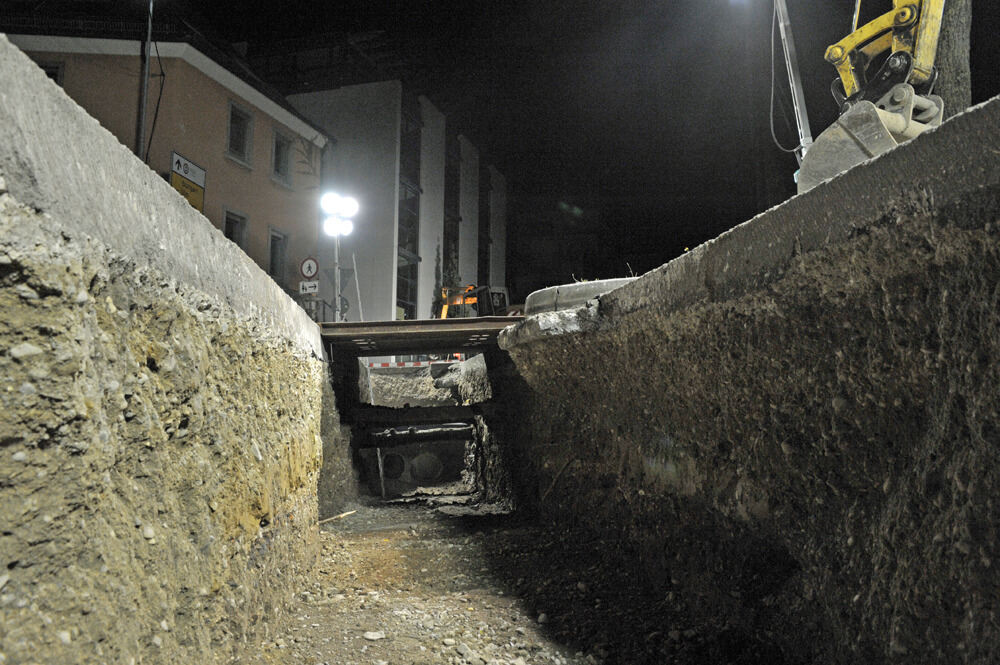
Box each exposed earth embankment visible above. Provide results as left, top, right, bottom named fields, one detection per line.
left=0, top=36, right=354, bottom=664
left=499, top=97, right=1000, bottom=664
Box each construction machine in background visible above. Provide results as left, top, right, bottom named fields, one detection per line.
left=438, top=284, right=516, bottom=319
left=355, top=285, right=517, bottom=497
left=797, top=0, right=946, bottom=192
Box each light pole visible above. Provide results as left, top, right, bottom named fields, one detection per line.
left=135, top=0, right=154, bottom=160
left=320, top=192, right=359, bottom=322
left=773, top=0, right=813, bottom=164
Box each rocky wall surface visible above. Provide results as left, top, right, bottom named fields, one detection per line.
left=317, top=376, right=357, bottom=519
left=361, top=365, right=455, bottom=407
left=0, top=190, right=329, bottom=665
left=469, top=353, right=517, bottom=506
left=0, top=36, right=353, bottom=664
left=499, top=98, right=1000, bottom=664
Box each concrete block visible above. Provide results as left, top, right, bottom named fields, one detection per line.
left=0, top=35, right=321, bottom=359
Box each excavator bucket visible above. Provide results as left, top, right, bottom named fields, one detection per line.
left=798, top=84, right=943, bottom=194
left=798, top=102, right=900, bottom=193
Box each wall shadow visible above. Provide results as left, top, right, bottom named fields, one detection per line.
left=446, top=508, right=801, bottom=665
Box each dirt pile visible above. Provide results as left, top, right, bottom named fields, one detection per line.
left=0, top=192, right=346, bottom=663
left=0, top=34, right=364, bottom=663
left=434, top=354, right=493, bottom=405
left=498, top=103, right=1000, bottom=662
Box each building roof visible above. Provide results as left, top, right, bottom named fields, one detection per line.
left=246, top=30, right=411, bottom=96
left=0, top=8, right=333, bottom=148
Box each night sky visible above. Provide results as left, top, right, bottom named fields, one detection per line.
left=147, top=1, right=1000, bottom=290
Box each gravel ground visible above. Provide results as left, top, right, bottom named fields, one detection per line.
left=231, top=492, right=730, bottom=665
left=235, top=497, right=595, bottom=665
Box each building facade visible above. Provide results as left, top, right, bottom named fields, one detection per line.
left=288, top=83, right=507, bottom=322
left=417, top=96, right=446, bottom=320
left=7, top=27, right=507, bottom=324
left=7, top=33, right=330, bottom=302
left=487, top=165, right=508, bottom=289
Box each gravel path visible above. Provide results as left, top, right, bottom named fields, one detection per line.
left=234, top=495, right=777, bottom=665
left=237, top=498, right=599, bottom=665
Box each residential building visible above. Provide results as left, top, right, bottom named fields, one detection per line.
left=418, top=96, right=446, bottom=320
left=5, top=27, right=330, bottom=304
left=484, top=165, right=507, bottom=289
left=5, top=19, right=507, bottom=323
left=252, top=35, right=508, bottom=322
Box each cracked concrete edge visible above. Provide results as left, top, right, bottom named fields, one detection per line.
left=0, top=35, right=322, bottom=359
left=503, top=94, right=1000, bottom=349
left=523, top=278, right=638, bottom=314
left=499, top=302, right=600, bottom=350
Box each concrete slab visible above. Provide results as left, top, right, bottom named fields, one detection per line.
left=503, top=94, right=1000, bottom=351
left=0, top=35, right=321, bottom=358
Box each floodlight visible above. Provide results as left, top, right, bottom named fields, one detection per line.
left=320, top=192, right=341, bottom=216
left=337, top=196, right=359, bottom=219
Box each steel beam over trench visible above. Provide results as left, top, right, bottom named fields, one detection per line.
left=320, top=316, right=523, bottom=357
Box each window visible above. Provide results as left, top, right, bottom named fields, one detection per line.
left=396, top=258, right=418, bottom=321
left=268, top=229, right=287, bottom=282
left=398, top=178, right=420, bottom=256
left=38, top=62, right=64, bottom=86
left=272, top=131, right=292, bottom=185
left=223, top=210, right=247, bottom=249
left=227, top=102, right=253, bottom=164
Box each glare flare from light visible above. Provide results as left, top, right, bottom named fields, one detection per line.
left=323, top=216, right=354, bottom=237
left=337, top=196, right=359, bottom=218
left=320, top=192, right=341, bottom=216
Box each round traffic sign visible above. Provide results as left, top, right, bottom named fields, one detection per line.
left=300, top=257, right=319, bottom=279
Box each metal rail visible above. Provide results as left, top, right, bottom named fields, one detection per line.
left=320, top=316, right=523, bottom=357
left=349, top=405, right=475, bottom=426
left=774, top=0, right=813, bottom=162
left=363, top=423, right=475, bottom=449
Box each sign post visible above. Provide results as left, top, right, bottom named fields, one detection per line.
left=300, top=257, right=319, bottom=280
left=169, top=152, right=206, bottom=212
left=298, top=256, right=320, bottom=316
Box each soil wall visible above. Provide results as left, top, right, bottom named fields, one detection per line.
left=0, top=36, right=353, bottom=664
left=361, top=364, right=455, bottom=407
left=499, top=98, right=1000, bottom=664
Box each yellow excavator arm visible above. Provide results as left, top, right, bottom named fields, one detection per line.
left=824, top=0, right=945, bottom=105
left=797, top=0, right=946, bottom=193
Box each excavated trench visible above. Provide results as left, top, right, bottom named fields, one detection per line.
left=318, top=97, right=1000, bottom=665
left=342, top=357, right=507, bottom=506
left=304, top=355, right=783, bottom=665
left=5, top=33, right=1000, bottom=665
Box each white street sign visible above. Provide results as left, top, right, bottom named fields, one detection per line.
left=299, top=280, right=319, bottom=295
left=300, top=257, right=319, bottom=279
left=170, top=152, right=205, bottom=187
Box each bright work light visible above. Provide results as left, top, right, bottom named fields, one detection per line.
left=337, top=196, right=359, bottom=218
left=319, top=191, right=360, bottom=322
left=320, top=192, right=359, bottom=219
left=323, top=216, right=354, bottom=237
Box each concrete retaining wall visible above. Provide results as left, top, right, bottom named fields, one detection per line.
left=500, top=97, right=1000, bottom=664
left=0, top=35, right=353, bottom=663
left=361, top=365, right=455, bottom=408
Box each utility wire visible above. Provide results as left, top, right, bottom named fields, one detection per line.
left=143, top=39, right=165, bottom=164
left=852, top=0, right=863, bottom=31
left=769, top=3, right=801, bottom=155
